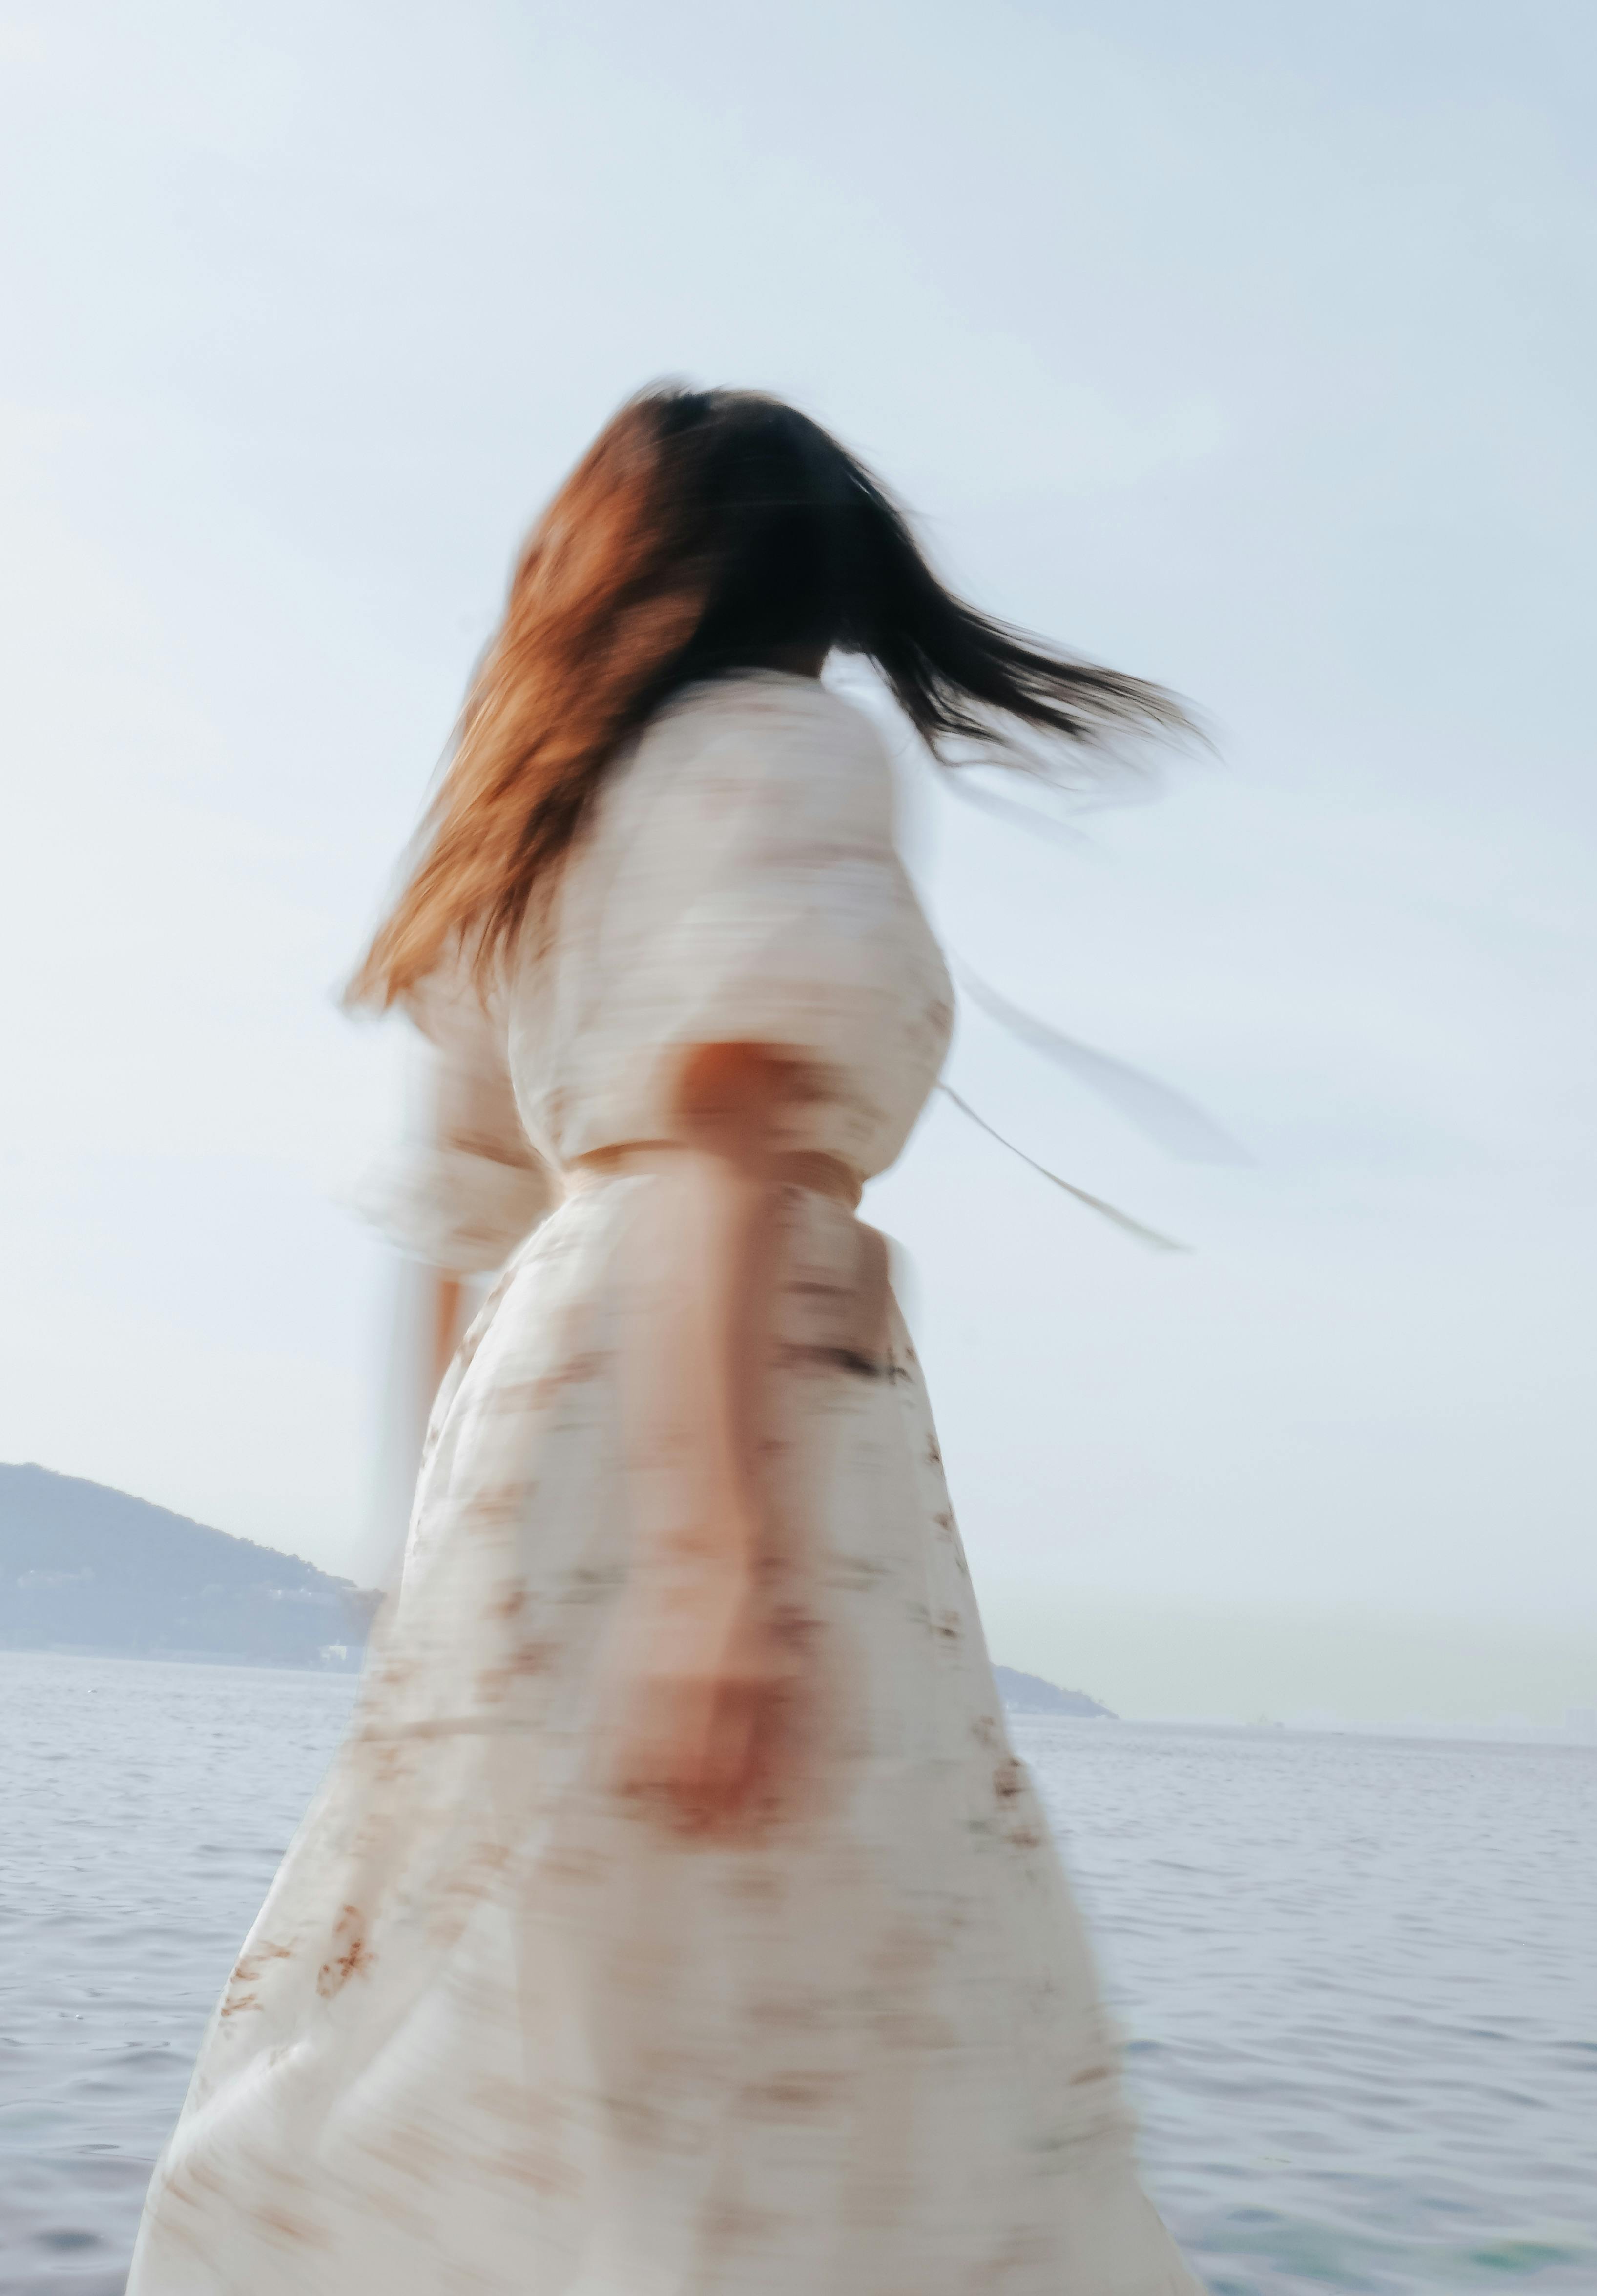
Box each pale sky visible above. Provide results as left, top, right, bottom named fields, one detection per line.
left=2, top=0, right=1594, bottom=1722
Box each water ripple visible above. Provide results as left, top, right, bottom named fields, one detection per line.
left=1, top=1655, right=1593, bottom=2292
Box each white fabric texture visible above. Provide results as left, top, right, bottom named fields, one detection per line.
left=362, top=963, right=559, bottom=1273
left=128, top=674, right=1202, bottom=2296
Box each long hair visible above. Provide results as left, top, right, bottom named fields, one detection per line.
left=350, top=386, right=1196, bottom=1008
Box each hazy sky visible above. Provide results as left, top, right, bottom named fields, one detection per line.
left=3, top=0, right=1594, bottom=1720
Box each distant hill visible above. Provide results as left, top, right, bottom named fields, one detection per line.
left=992, top=1665, right=1114, bottom=1719
left=0, top=1464, right=378, bottom=1670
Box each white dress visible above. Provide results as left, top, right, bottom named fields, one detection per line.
left=129, top=673, right=1202, bottom=2296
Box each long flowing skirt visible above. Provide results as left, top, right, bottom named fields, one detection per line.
left=129, top=1176, right=1202, bottom=2295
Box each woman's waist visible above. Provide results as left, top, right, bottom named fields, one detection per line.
left=564, top=1139, right=862, bottom=1210
left=562, top=1141, right=889, bottom=1376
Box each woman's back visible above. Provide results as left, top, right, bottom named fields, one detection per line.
left=508, top=671, right=953, bottom=1183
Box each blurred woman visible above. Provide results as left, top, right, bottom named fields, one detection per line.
left=129, top=387, right=1203, bottom=2294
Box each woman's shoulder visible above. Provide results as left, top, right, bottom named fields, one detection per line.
left=635, top=672, right=893, bottom=827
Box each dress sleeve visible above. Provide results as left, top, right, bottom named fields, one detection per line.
left=613, top=688, right=951, bottom=1172
left=362, top=958, right=558, bottom=1273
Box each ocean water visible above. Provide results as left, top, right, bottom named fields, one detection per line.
left=1, top=1651, right=1593, bottom=2295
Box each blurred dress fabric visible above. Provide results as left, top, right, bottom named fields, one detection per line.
left=128, top=674, right=1201, bottom=2295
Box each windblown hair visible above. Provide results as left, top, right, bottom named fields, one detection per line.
left=350, top=386, right=1195, bottom=1007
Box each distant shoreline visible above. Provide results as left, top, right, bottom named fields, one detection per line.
left=10, top=1646, right=1596, bottom=1754
left=1010, top=1709, right=1597, bottom=1755
left=0, top=1639, right=364, bottom=1673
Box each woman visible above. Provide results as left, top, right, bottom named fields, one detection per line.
left=129, top=388, right=1203, bottom=2294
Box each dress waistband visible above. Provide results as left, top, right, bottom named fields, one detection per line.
left=566, top=1140, right=862, bottom=1210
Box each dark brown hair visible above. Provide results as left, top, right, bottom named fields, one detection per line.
left=350, top=385, right=1194, bottom=1007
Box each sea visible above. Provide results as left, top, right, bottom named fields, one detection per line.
left=2, top=1650, right=1594, bottom=2296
